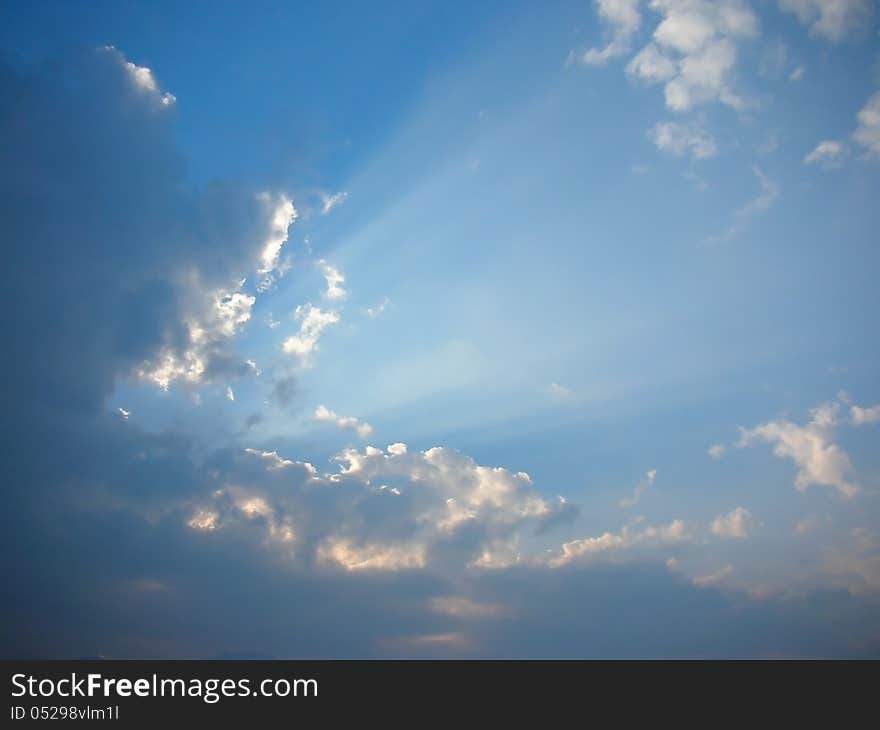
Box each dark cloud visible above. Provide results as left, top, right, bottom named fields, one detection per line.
left=0, top=46, right=280, bottom=655
left=1, top=47, right=275, bottom=419
left=269, top=374, right=300, bottom=410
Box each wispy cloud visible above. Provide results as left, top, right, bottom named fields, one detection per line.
left=780, top=0, right=873, bottom=43
left=804, top=139, right=846, bottom=167
left=650, top=120, right=718, bottom=159
left=320, top=190, right=348, bottom=215
left=706, top=166, right=778, bottom=244
left=619, top=469, right=657, bottom=508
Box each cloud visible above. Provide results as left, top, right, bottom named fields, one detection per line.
left=711, top=507, right=755, bottom=538
left=317, top=539, right=425, bottom=571
left=137, top=284, right=257, bottom=391
left=551, top=518, right=691, bottom=566
left=243, top=448, right=317, bottom=473
left=626, top=0, right=758, bottom=112
left=183, top=443, right=572, bottom=574
left=256, top=194, right=297, bottom=292
left=546, top=382, right=575, bottom=400
left=619, top=469, right=657, bottom=507
left=850, top=403, right=880, bottom=425
left=738, top=400, right=859, bottom=497
left=314, top=405, right=373, bottom=438
left=626, top=42, right=678, bottom=82
left=1, top=46, right=285, bottom=413
left=853, top=91, right=880, bottom=157
left=364, top=297, right=390, bottom=319
left=99, top=46, right=176, bottom=106
left=779, top=0, right=873, bottom=42
left=707, top=165, right=778, bottom=243
left=8, top=395, right=877, bottom=658
left=269, top=375, right=299, bottom=409
left=758, top=39, right=801, bottom=81
left=650, top=120, right=718, bottom=159
left=281, top=304, right=340, bottom=362
left=707, top=444, right=725, bottom=459
left=693, top=564, right=735, bottom=586
left=320, top=191, right=348, bottom=215
left=581, top=0, right=643, bottom=66
left=318, top=260, right=347, bottom=301
left=804, top=139, right=846, bottom=167
left=814, top=528, right=880, bottom=597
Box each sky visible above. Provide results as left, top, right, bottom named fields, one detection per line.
left=1, top=0, right=879, bottom=658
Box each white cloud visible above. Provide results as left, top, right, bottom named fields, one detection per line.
left=551, top=518, right=690, bottom=566
left=738, top=400, right=859, bottom=497
left=320, top=191, right=348, bottom=215
left=582, top=0, right=643, bottom=65
left=650, top=120, right=717, bottom=159
left=243, top=448, right=317, bottom=475
left=707, top=444, right=725, bottom=459
left=317, top=539, right=425, bottom=571
left=187, top=509, right=219, bottom=531
left=627, top=42, right=678, bottom=82
left=99, top=46, right=176, bottom=106
left=804, top=139, right=846, bottom=167
left=789, top=64, right=806, bottom=81
left=853, top=91, right=880, bottom=157
left=188, top=443, right=571, bottom=573
left=850, top=403, right=880, bottom=425
left=626, top=0, right=758, bottom=112
left=138, top=283, right=257, bottom=391
left=710, top=506, right=755, bottom=538
left=256, top=193, right=297, bottom=292
left=779, top=0, right=872, bottom=42
left=314, top=404, right=373, bottom=438
left=234, top=492, right=296, bottom=546
left=318, top=260, right=347, bottom=301
left=619, top=469, right=657, bottom=507
left=281, top=304, right=340, bottom=363
left=213, top=290, right=256, bottom=338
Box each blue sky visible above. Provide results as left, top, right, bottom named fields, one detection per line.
left=1, top=0, right=879, bottom=658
